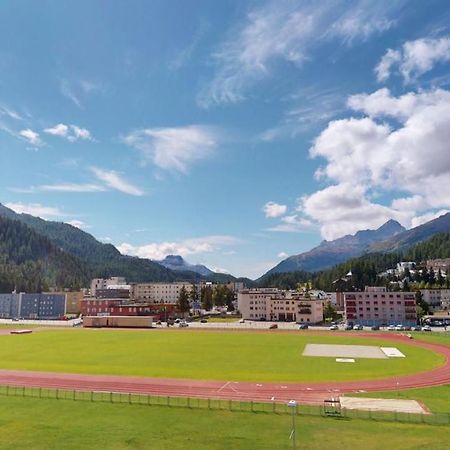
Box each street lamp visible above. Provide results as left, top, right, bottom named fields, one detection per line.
left=287, top=400, right=297, bottom=450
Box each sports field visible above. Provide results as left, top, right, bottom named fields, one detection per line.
left=0, top=395, right=448, bottom=450
left=0, top=329, right=444, bottom=382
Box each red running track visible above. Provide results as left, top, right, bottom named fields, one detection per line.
left=0, top=332, right=448, bottom=405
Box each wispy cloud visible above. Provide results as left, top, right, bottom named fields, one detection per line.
left=117, top=235, right=240, bottom=260
left=44, top=123, right=93, bottom=142
left=90, top=166, right=144, bottom=196
left=199, top=0, right=402, bottom=107
left=60, top=80, right=82, bottom=107
left=267, top=214, right=315, bottom=233
left=124, top=125, right=218, bottom=173
left=0, top=104, right=23, bottom=121
left=19, top=129, right=42, bottom=146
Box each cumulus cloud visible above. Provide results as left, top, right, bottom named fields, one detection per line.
left=375, top=37, right=450, bottom=83
left=19, top=129, right=42, bottom=146
left=90, top=167, right=144, bottom=196
left=199, top=0, right=401, bottom=106
left=262, top=201, right=287, bottom=218
left=296, top=87, right=450, bottom=239
left=117, top=235, right=240, bottom=261
left=124, top=125, right=218, bottom=173
left=44, top=123, right=92, bottom=142
left=5, top=202, right=66, bottom=219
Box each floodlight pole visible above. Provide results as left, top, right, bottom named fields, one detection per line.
left=288, top=400, right=297, bottom=450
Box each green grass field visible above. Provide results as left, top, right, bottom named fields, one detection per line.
left=0, top=329, right=444, bottom=382
left=0, top=396, right=448, bottom=450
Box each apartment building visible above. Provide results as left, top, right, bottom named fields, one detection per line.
left=0, top=293, right=66, bottom=319
left=420, top=289, right=450, bottom=311
left=90, top=277, right=127, bottom=297
left=0, top=294, right=20, bottom=318
left=426, top=258, right=450, bottom=273
left=130, top=282, right=198, bottom=304
left=237, top=289, right=324, bottom=323
left=344, top=286, right=417, bottom=326
left=45, top=291, right=84, bottom=315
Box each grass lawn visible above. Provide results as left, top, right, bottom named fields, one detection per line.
left=349, top=384, right=450, bottom=413
left=0, top=396, right=448, bottom=450
left=0, top=329, right=444, bottom=382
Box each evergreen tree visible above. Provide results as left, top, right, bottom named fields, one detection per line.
left=176, top=286, right=190, bottom=316
left=200, top=285, right=213, bottom=311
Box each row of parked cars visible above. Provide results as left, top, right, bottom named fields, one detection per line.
left=324, top=323, right=431, bottom=332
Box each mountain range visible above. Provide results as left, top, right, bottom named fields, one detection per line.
left=155, top=255, right=215, bottom=277
left=263, top=213, right=450, bottom=277
left=0, top=203, right=241, bottom=288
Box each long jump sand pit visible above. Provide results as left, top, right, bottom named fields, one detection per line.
left=341, top=397, right=427, bottom=414
left=303, top=344, right=388, bottom=359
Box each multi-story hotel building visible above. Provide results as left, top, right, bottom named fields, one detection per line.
left=420, top=289, right=450, bottom=311
left=237, top=289, right=324, bottom=323
left=130, top=282, right=199, bottom=304
left=344, top=286, right=417, bottom=326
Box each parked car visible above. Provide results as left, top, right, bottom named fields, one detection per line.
left=387, top=325, right=396, bottom=331
left=370, top=325, right=380, bottom=330
left=179, top=322, right=189, bottom=328
left=353, top=324, right=363, bottom=330
left=421, top=325, right=432, bottom=332
left=12, top=318, right=19, bottom=322
left=344, top=324, right=353, bottom=330
left=298, top=324, right=309, bottom=330
left=200, top=319, right=208, bottom=323
left=329, top=324, right=338, bottom=330
left=269, top=323, right=278, bottom=329
left=395, top=324, right=405, bottom=331
left=413, top=325, right=421, bottom=331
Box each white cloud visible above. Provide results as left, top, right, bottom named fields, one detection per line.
left=124, top=125, right=217, bottom=173
left=34, top=183, right=106, bottom=193
left=19, top=129, right=42, bottom=146
left=60, top=80, right=82, bottom=107
left=267, top=214, right=315, bottom=233
left=410, top=210, right=450, bottom=228
left=262, top=201, right=287, bottom=218
left=376, top=37, right=450, bottom=83
left=117, top=235, right=240, bottom=260
left=0, top=105, right=23, bottom=121
left=5, top=202, right=66, bottom=219
left=277, top=252, right=289, bottom=258
left=90, top=167, right=144, bottom=196
left=199, top=0, right=401, bottom=106
left=66, top=220, right=89, bottom=229
left=44, top=123, right=92, bottom=142
left=296, top=87, right=450, bottom=239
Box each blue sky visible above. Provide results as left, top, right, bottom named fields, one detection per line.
left=2, top=0, right=450, bottom=278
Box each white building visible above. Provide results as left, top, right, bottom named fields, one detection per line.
left=237, top=289, right=324, bottom=323
left=90, top=277, right=127, bottom=297
left=420, top=289, right=450, bottom=311
left=130, top=282, right=198, bottom=304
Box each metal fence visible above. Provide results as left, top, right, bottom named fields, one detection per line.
left=0, top=384, right=448, bottom=426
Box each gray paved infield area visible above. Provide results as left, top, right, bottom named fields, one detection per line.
left=302, top=344, right=388, bottom=359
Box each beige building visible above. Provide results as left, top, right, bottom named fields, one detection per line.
left=344, top=286, right=417, bottom=326
left=420, top=289, right=450, bottom=311
left=90, top=277, right=127, bottom=297
left=237, top=289, right=324, bottom=323
left=130, top=282, right=198, bottom=304
left=426, top=258, right=450, bottom=273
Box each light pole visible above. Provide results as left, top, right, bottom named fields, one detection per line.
left=288, top=400, right=297, bottom=450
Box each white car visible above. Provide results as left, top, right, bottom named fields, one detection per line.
left=387, top=325, right=396, bottom=331
left=395, top=324, right=405, bottom=331
left=421, top=325, right=432, bottom=332
left=329, top=324, right=338, bottom=330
